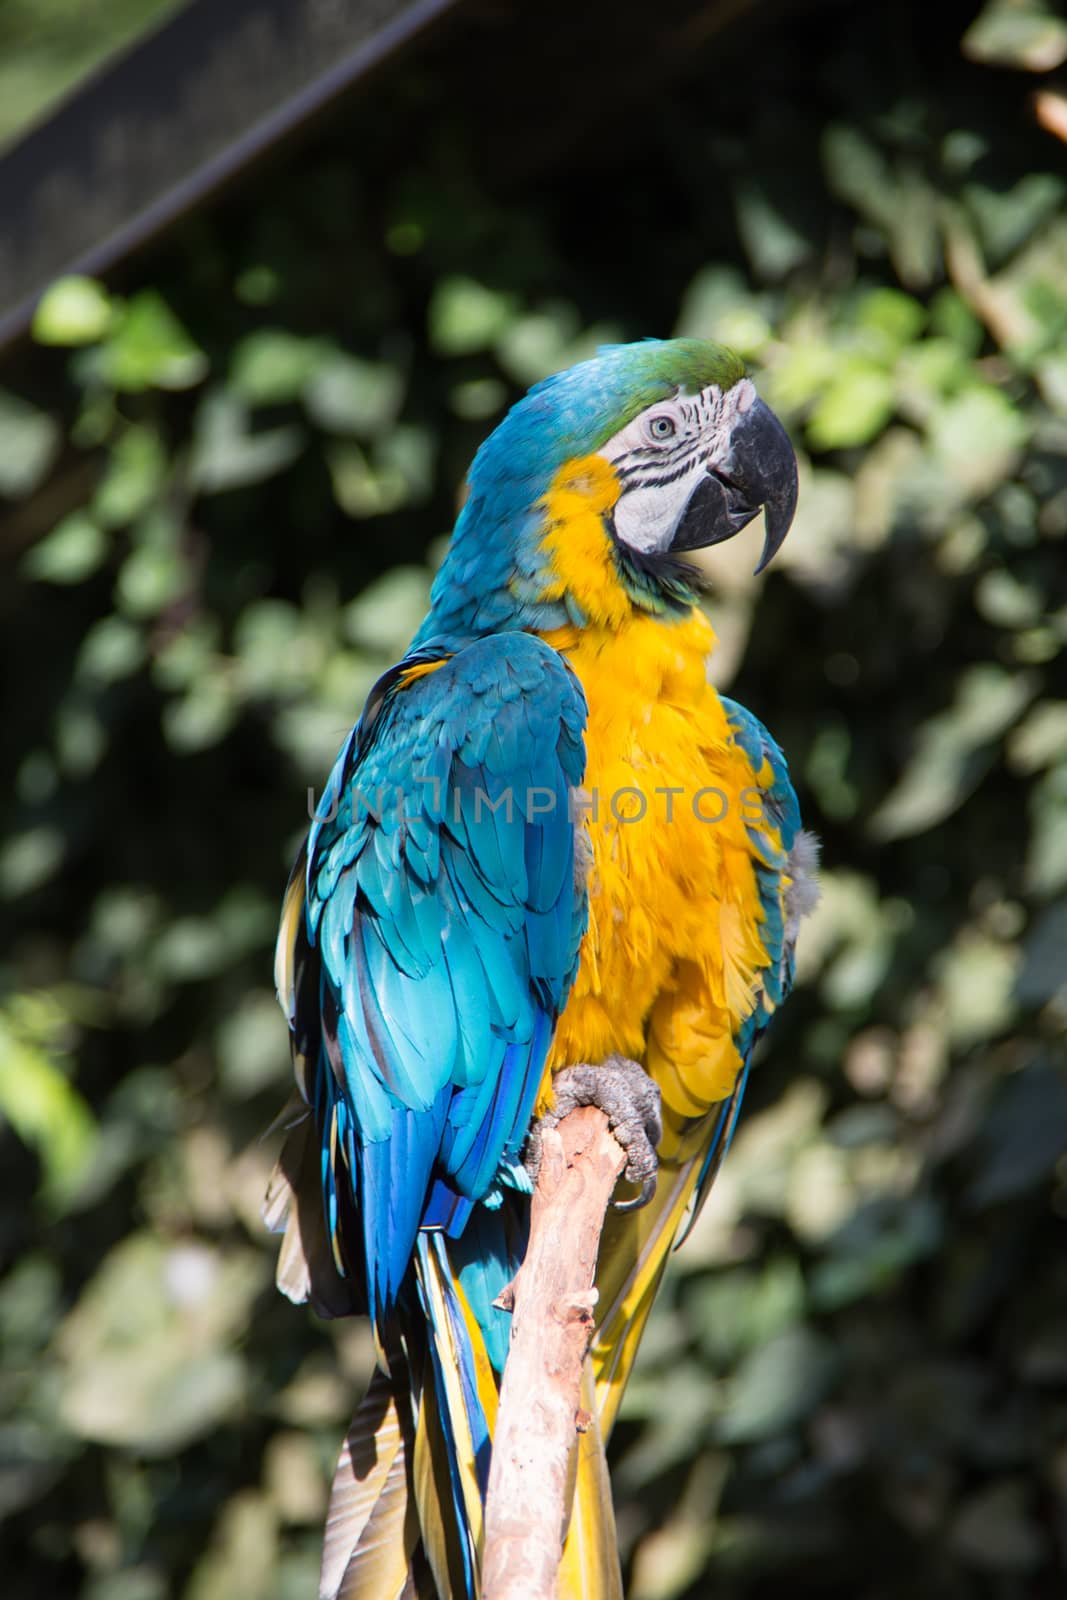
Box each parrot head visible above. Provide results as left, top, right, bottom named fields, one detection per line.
left=418, top=338, right=798, bottom=645
left=588, top=343, right=797, bottom=576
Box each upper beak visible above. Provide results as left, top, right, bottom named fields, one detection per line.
left=669, top=397, right=798, bottom=574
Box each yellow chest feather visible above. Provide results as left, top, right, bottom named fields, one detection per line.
left=541, top=609, right=771, bottom=1125
left=526, top=452, right=776, bottom=1130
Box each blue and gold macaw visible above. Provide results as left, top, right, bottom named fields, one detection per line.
left=269, top=338, right=818, bottom=1599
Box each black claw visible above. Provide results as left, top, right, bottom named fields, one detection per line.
left=613, top=1172, right=658, bottom=1213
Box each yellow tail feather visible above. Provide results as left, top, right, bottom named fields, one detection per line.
left=557, top=1358, right=625, bottom=1599
left=593, top=1140, right=707, bottom=1438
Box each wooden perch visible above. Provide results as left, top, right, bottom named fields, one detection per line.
left=481, top=1106, right=626, bottom=1600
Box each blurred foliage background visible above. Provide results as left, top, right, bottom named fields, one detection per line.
left=2, top=0, right=1067, bottom=1595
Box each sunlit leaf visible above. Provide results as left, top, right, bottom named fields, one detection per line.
left=807, top=361, right=895, bottom=450
left=0, top=1005, right=97, bottom=1208
left=98, top=292, right=209, bottom=392
left=963, top=0, right=1067, bottom=71
left=934, top=930, right=1021, bottom=1046
left=32, top=276, right=115, bottom=345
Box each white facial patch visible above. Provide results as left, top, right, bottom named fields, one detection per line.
left=599, top=378, right=756, bottom=556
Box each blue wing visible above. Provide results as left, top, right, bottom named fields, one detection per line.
left=278, top=631, right=588, bottom=1328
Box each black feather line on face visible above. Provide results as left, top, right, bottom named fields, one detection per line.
left=611, top=531, right=708, bottom=613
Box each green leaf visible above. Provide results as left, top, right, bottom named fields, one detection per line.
left=233, top=599, right=319, bottom=695
left=93, top=427, right=168, bottom=528
left=189, top=392, right=304, bottom=492
left=733, top=179, right=813, bottom=279
left=675, top=267, right=772, bottom=357
left=822, top=129, right=939, bottom=285
left=115, top=511, right=186, bottom=619
left=854, top=287, right=925, bottom=354
left=765, top=335, right=836, bottom=416
left=689, top=1260, right=806, bottom=1367
left=32, top=276, right=115, bottom=345
left=77, top=616, right=146, bottom=686
left=929, top=287, right=986, bottom=356
left=965, top=173, right=1066, bottom=266
left=0, top=827, right=65, bottom=897
left=928, top=386, right=1028, bottom=497
left=99, top=292, right=208, bottom=392
left=717, top=1326, right=838, bottom=1443
left=230, top=330, right=332, bottom=406
left=21, top=512, right=107, bottom=584
left=1007, top=700, right=1067, bottom=773
left=975, top=568, right=1043, bottom=628
left=0, top=1006, right=97, bottom=1209
left=429, top=276, right=518, bottom=355
left=822, top=125, right=895, bottom=231
left=185, top=1491, right=279, bottom=1600
left=234, top=264, right=282, bottom=306
left=897, top=339, right=973, bottom=420
left=161, top=680, right=238, bottom=753
left=450, top=377, right=508, bottom=420
left=327, top=426, right=433, bottom=518
left=871, top=665, right=1036, bottom=838
left=56, top=1234, right=265, bottom=1454
left=808, top=362, right=895, bottom=450
left=344, top=567, right=433, bottom=654
left=151, top=617, right=220, bottom=692
left=495, top=303, right=581, bottom=384
left=963, top=0, right=1067, bottom=70
left=934, top=930, right=1021, bottom=1046
left=303, top=353, right=404, bottom=435
left=216, top=993, right=291, bottom=1098
left=55, top=702, right=106, bottom=777
left=0, top=390, right=60, bottom=498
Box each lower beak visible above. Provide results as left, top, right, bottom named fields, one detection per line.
left=670, top=397, right=798, bottom=574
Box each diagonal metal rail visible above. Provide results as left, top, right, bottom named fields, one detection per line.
left=0, top=0, right=457, bottom=352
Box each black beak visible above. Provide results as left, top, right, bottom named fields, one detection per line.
left=670, top=398, right=798, bottom=574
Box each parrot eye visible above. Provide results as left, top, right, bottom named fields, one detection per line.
left=647, top=414, right=677, bottom=442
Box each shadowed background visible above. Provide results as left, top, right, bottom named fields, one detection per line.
left=2, top=0, right=1066, bottom=1596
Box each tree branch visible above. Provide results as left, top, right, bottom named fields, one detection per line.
left=481, top=1105, right=626, bottom=1600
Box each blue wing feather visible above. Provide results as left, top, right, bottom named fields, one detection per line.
left=292, top=632, right=587, bottom=1326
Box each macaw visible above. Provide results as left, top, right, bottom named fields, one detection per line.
left=268, top=338, right=819, bottom=1599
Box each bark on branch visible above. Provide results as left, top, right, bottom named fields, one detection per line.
left=481, top=1105, right=626, bottom=1600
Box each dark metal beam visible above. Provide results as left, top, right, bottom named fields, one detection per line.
left=0, top=0, right=458, bottom=353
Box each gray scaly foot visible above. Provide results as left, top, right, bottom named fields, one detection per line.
left=524, top=1056, right=662, bottom=1211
